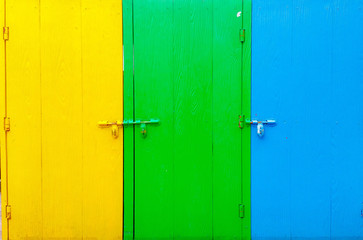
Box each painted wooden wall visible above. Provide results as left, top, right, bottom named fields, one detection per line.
left=251, top=1, right=363, bottom=239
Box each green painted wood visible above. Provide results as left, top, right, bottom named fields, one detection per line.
left=173, top=1, right=213, bottom=239
left=241, top=1, right=252, bottom=239
left=212, top=0, right=244, bottom=239
left=124, top=0, right=252, bottom=239
left=133, top=1, right=174, bottom=239
left=122, top=0, right=135, bottom=239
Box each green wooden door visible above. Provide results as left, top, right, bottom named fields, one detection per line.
left=123, top=1, right=251, bottom=239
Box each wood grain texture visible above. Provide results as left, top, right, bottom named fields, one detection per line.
left=5, top=0, right=42, bottom=239
left=126, top=0, right=251, bottom=239
left=251, top=1, right=362, bottom=239
left=173, top=0, right=213, bottom=238
left=41, top=1, right=83, bottom=237
left=3, top=1, right=123, bottom=239
left=133, top=0, right=174, bottom=239
left=213, top=0, right=244, bottom=239
left=82, top=1, right=123, bottom=239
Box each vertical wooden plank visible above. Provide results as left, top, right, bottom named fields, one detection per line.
left=212, top=0, right=243, bottom=239
left=40, top=0, right=83, bottom=238
left=122, top=0, right=134, bottom=238
left=0, top=0, right=7, bottom=238
left=133, top=0, right=174, bottom=239
left=331, top=1, right=363, bottom=238
left=289, top=0, right=332, bottom=237
left=5, top=0, right=42, bottom=239
left=250, top=1, right=293, bottom=238
left=241, top=0, right=251, bottom=239
left=81, top=0, right=123, bottom=239
left=173, top=1, right=213, bottom=239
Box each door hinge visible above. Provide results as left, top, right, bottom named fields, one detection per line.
left=239, top=204, right=245, bottom=218
left=4, top=117, right=10, bottom=131
left=3, top=27, right=9, bottom=41
left=239, top=29, right=245, bottom=43
left=6, top=205, right=11, bottom=219
left=239, top=115, right=246, bottom=129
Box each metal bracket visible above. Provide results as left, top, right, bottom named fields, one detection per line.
left=3, top=27, right=9, bottom=41
left=239, top=115, right=276, bottom=137
left=239, top=115, right=246, bottom=129
left=98, top=119, right=160, bottom=138
left=4, top=117, right=10, bottom=131
left=6, top=205, right=11, bottom=219
left=246, top=119, right=276, bottom=137
left=123, top=119, right=160, bottom=138
left=239, top=204, right=245, bottom=218
left=239, top=29, right=245, bottom=43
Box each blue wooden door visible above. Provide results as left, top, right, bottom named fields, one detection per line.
left=251, top=1, right=363, bottom=239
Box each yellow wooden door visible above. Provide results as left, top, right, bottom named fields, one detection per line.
left=0, top=1, right=123, bottom=239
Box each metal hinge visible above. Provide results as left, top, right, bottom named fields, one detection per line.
left=3, top=27, right=9, bottom=41
left=239, top=204, right=245, bottom=218
left=6, top=205, right=11, bottom=219
left=239, top=115, right=246, bottom=129
left=239, top=29, right=245, bottom=43
left=4, top=117, right=10, bottom=131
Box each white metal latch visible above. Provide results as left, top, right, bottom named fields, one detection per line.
left=239, top=115, right=276, bottom=137
left=248, top=120, right=276, bottom=137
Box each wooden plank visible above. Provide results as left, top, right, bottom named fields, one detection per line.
left=40, top=1, right=83, bottom=238
left=5, top=0, right=42, bottom=239
left=0, top=0, right=7, bottom=237
left=212, top=0, right=243, bottom=239
left=81, top=0, right=123, bottom=239
left=133, top=0, right=174, bottom=239
left=173, top=1, right=213, bottom=238
left=122, top=0, right=135, bottom=238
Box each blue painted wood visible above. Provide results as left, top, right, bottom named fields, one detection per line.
left=251, top=1, right=363, bottom=239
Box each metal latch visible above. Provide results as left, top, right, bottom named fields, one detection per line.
left=239, top=115, right=276, bottom=137
left=123, top=119, right=160, bottom=138
left=98, top=119, right=160, bottom=138
left=98, top=120, right=123, bottom=138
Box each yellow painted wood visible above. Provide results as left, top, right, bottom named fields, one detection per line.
left=0, top=1, right=7, bottom=240
left=1, top=0, right=123, bottom=239
left=41, top=0, right=84, bottom=237
left=82, top=1, right=123, bottom=239
left=4, top=1, right=42, bottom=239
